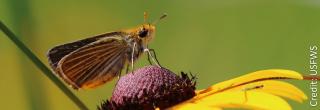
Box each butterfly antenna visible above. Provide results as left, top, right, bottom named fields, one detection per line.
left=152, top=13, right=167, bottom=25
left=144, top=12, right=148, bottom=23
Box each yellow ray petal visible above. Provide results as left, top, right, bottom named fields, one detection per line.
left=168, top=103, right=222, bottom=110
left=192, top=91, right=291, bottom=110
left=195, top=89, right=204, bottom=94
left=171, top=69, right=306, bottom=110
left=197, top=69, right=303, bottom=98
left=225, top=80, right=307, bottom=103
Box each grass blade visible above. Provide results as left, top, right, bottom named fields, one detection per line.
left=0, top=21, right=89, bottom=110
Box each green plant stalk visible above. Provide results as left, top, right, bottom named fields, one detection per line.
left=0, top=21, right=89, bottom=110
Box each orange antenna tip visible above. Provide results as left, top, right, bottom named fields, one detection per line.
left=144, top=12, right=148, bottom=23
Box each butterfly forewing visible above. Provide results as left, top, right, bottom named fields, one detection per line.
left=53, top=34, right=130, bottom=89
left=47, top=32, right=122, bottom=69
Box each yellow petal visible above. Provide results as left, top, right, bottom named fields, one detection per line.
left=169, top=103, right=222, bottom=110
left=225, top=80, right=307, bottom=103
left=197, top=69, right=303, bottom=98
left=195, top=89, right=204, bottom=94
left=170, top=69, right=306, bottom=110
left=193, top=91, right=291, bottom=110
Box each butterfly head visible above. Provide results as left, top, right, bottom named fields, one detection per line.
left=137, top=24, right=156, bottom=45
left=125, top=13, right=167, bottom=46
left=137, top=13, right=167, bottom=46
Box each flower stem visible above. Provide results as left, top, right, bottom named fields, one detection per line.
left=0, top=21, right=89, bottom=110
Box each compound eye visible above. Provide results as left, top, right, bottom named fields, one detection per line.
left=138, top=28, right=148, bottom=38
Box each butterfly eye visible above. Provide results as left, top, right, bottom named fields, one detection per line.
left=138, top=28, right=148, bottom=38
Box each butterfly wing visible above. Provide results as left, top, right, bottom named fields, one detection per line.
left=51, top=33, right=130, bottom=89
left=47, top=32, right=122, bottom=69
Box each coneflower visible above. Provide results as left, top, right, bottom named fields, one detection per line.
left=99, top=66, right=310, bottom=110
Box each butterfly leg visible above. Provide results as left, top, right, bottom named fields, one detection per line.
left=146, top=51, right=153, bottom=65
left=125, top=63, right=130, bottom=74
left=149, top=49, right=162, bottom=67
left=145, top=45, right=153, bottom=65
left=144, top=48, right=162, bottom=67
left=131, top=43, right=136, bottom=72
left=117, top=70, right=122, bottom=79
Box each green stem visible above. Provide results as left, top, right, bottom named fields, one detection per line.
left=0, top=21, right=89, bottom=110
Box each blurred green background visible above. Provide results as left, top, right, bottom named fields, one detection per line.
left=1, top=0, right=319, bottom=110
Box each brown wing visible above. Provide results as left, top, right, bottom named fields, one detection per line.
left=47, top=32, right=122, bottom=69
left=56, top=36, right=130, bottom=89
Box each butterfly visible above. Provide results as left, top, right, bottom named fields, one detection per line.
left=47, top=13, right=166, bottom=90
